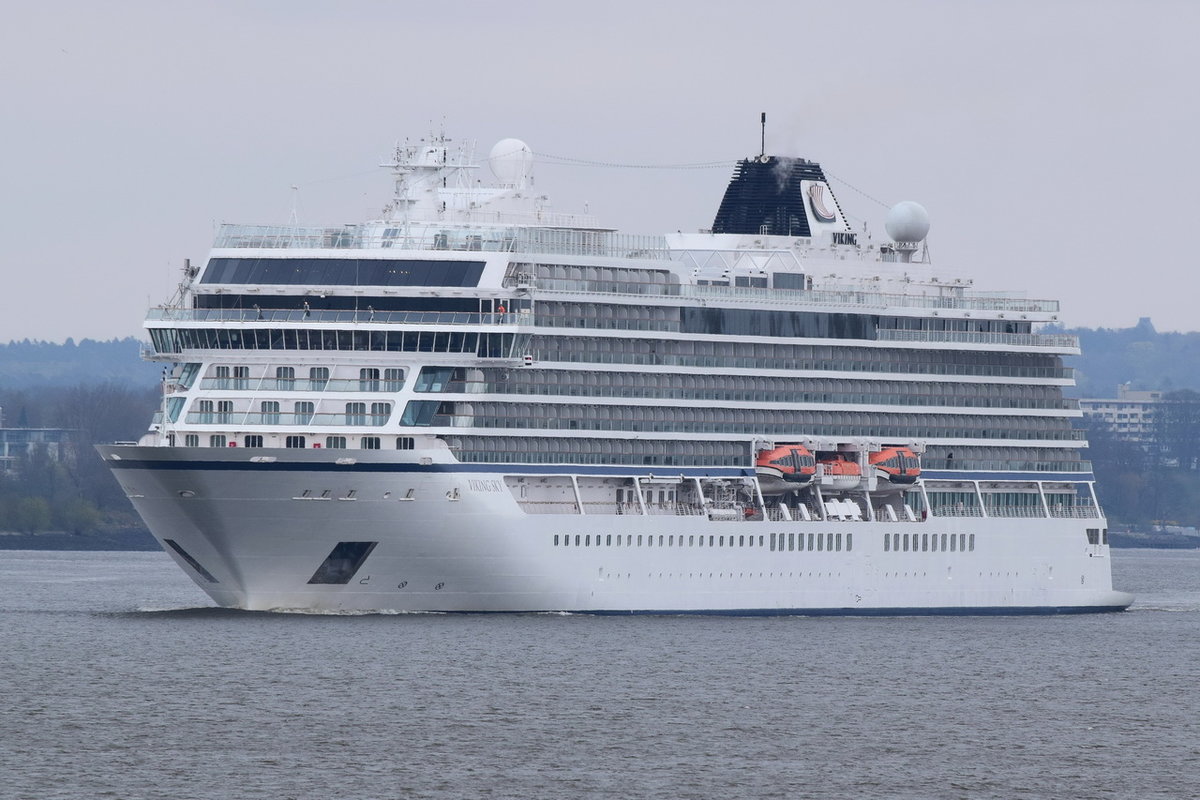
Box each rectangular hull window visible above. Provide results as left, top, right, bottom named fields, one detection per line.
left=163, top=539, right=219, bottom=583
left=307, top=542, right=378, bottom=585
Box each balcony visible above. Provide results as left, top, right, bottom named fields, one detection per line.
left=147, top=308, right=530, bottom=326
left=183, top=412, right=392, bottom=427
left=212, top=223, right=670, bottom=260
left=876, top=329, right=1079, bottom=350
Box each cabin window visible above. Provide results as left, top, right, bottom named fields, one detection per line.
left=384, top=368, right=405, bottom=391
left=345, top=402, right=367, bottom=425
left=294, top=401, right=314, bottom=424
left=360, top=368, right=381, bottom=392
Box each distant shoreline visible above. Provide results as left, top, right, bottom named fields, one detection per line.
left=1108, top=531, right=1200, bottom=550
left=0, top=528, right=158, bottom=551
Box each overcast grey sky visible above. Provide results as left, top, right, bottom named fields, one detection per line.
left=1, top=0, right=1196, bottom=343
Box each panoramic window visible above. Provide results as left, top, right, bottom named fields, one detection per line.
left=200, top=257, right=486, bottom=288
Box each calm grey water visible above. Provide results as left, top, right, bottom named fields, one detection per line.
left=1, top=549, right=1197, bottom=800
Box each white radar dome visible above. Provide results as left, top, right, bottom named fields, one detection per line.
left=885, top=201, right=930, bottom=243
left=488, top=138, right=534, bottom=186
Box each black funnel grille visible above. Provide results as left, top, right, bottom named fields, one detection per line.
left=712, top=157, right=832, bottom=237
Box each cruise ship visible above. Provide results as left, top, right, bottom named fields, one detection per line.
left=99, top=132, right=1133, bottom=614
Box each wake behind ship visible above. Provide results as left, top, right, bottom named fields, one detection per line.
left=99, top=132, right=1133, bottom=614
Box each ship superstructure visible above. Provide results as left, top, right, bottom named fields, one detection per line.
left=100, top=133, right=1132, bottom=613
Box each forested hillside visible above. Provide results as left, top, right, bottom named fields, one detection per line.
left=1, top=339, right=160, bottom=534
left=0, top=337, right=161, bottom=389
left=1062, top=318, right=1200, bottom=397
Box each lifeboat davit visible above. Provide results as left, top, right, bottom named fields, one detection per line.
left=755, top=444, right=817, bottom=494
left=817, top=456, right=864, bottom=490
left=869, top=446, right=921, bottom=485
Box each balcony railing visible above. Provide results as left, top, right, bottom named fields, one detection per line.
left=526, top=278, right=1061, bottom=315
left=213, top=223, right=670, bottom=260
left=198, top=378, right=405, bottom=392
left=148, top=308, right=530, bottom=326
left=876, top=329, right=1079, bottom=349
left=183, top=412, right=391, bottom=427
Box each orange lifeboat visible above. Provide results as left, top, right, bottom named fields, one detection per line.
left=755, top=444, right=816, bottom=494
left=817, top=455, right=864, bottom=490
left=869, top=446, right=921, bottom=485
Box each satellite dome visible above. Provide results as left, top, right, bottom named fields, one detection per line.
left=885, top=201, right=930, bottom=243
left=488, top=138, right=533, bottom=186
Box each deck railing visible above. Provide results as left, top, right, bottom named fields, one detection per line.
left=148, top=308, right=530, bottom=326
left=877, top=329, right=1079, bottom=350
left=528, top=279, right=1061, bottom=315
left=213, top=223, right=671, bottom=260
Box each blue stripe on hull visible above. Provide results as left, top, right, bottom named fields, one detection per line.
left=105, top=459, right=749, bottom=477
left=582, top=605, right=1130, bottom=617
left=105, top=458, right=1093, bottom=483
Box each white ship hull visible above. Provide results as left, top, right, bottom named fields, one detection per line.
left=111, top=133, right=1132, bottom=615
left=102, top=446, right=1132, bottom=614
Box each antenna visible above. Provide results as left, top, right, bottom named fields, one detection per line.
left=760, top=112, right=766, bottom=158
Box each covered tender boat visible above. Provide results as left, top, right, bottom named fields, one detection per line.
left=817, top=455, right=865, bottom=491
left=870, top=446, right=921, bottom=485
left=754, top=444, right=817, bottom=493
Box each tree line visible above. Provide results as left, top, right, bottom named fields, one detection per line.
left=1085, top=389, right=1200, bottom=527
left=0, top=383, right=159, bottom=533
